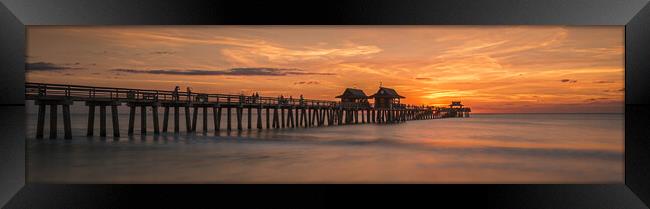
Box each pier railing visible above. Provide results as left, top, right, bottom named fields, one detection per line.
left=26, top=82, right=337, bottom=107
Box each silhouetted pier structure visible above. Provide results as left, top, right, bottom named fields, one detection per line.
left=26, top=82, right=469, bottom=139
left=438, top=101, right=472, bottom=118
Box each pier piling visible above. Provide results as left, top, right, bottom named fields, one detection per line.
left=237, top=105, right=243, bottom=131
left=203, top=106, right=208, bottom=133
left=273, top=105, right=279, bottom=129
left=174, top=106, right=180, bottom=134
left=266, top=106, right=271, bottom=129
left=281, top=106, right=285, bottom=128
left=287, top=106, right=294, bottom=128
left=247, top=106, right=252, bottom=130
left=257, top=105, right=263, bottom=130
left=153, top=106, right=159, bottom=134
left=86, top=104, right=95, bottom=136
left=36, top=104, right=45, bottom=139
left=49, top=104, right=57, bottom=139
left=141, top=105, right=147, bottom=135
left=63, top=104, right=72, bottom=139
left=185, top=106, right=191, bottom=133
left=111, top=105, right=120, bottom=137
left=162, top=106, right=169, bottom=133
left=226, top=101, right=232, bottom=131
left=192, top=106, right=198, bottom=132
left=100, top=105, right=107, bottom=137
left=214, top=105, right=221, bottom=134
left=128, top=105, right=135, bottom=136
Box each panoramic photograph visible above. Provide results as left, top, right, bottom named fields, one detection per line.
left=25, top=26, right=623, bottom=183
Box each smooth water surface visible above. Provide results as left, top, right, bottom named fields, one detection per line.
left=26, top=104, right=623, bottom=183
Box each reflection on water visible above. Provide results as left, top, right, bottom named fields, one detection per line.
left=26, top=105, right=623, bottom=183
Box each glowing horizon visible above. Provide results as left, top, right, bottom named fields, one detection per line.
left=26, top=26, right=624, bottom=113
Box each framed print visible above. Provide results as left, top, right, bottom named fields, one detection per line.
left=1, top=0, right=649, bottom=208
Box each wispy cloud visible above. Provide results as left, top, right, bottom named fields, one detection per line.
left=26, top=62, right=81, bottom=71
left=584, top=97, right=612, bottom=103
left=101, top=30, right=383, bottom=65
left=294, top=81, right=320, bottom=85
left=219, top=43, right=382, bottom=65
left=111, top=67, right=336, bottom=76
left=415, top=77, right=433, bottom=81
left=603, top=88, right=625, bottom=92
left=560, top=79, right=577, bottom=83
left=594, top=80, right=615, bottom=84
left=150, top=51, right=175, bottom=55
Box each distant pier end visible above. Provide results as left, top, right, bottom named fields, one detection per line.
left=439, top=101, right=472, bottom=118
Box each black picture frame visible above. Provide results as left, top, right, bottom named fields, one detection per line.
left=1, top=0, right=649, bottom=208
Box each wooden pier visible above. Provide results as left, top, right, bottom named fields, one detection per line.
left=25, top=82, right=471, bottom=139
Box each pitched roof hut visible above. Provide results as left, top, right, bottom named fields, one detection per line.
left=449, top=101, right=464, bottom=108
left=369, top=87, right=405, bottom=108
left=336, top=88, right=370, bottom=108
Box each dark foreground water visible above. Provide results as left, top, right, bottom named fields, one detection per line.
left=25, top=104, right=623, bottom=183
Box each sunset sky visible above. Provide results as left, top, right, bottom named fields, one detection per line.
left=26, top=26, right=624, bottom=113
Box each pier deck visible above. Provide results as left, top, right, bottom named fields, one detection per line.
left=25, top=82, right=470, bottom=139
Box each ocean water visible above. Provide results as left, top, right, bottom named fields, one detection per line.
left=25, top=104, right=623, bottom=183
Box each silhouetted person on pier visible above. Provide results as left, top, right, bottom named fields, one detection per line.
left=127, top=90, right=136, bottom=99
left=38, top=86, right=46, bottom=96
left=172, top=86, right=180, bottom=101
left=186, top=87, right=192, bottom=102
left=300, top=94, right=304, bottom=105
